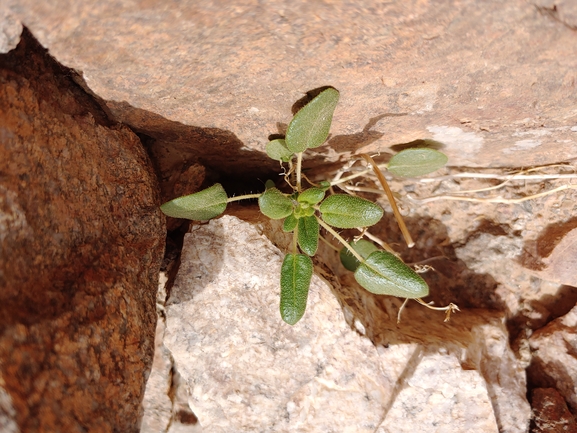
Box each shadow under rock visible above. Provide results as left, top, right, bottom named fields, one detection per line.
left=509, top=216, right=577, bottom=342
left=518, top=215, right=577, bottom=273
left=308, top=212, right=505, bottom=346
left=374, top=214, right=504, bottom=311
left=105, top=100, right=280, bottom=202
left=69, top=71, right=281, bottom=217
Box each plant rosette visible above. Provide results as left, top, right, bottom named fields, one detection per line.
left=161, top=87, right=458, bottom=325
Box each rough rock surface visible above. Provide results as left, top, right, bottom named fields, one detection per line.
left=155, top=215, right=528, bottom=433
left=530, top=388, right=577, bottom=433
left=5, top=0, right=577, bottom=171
left=528, top=304, right=577, bottom=414
left=2, top=1, right=577, bottom=431
left=0, top=30, right=164, bottom=432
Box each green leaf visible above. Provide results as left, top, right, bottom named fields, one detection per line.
left=258, top=187, right=294, bottom=219
left=354, top=251, right=429, bottom=298
left=297, top=187, right=325, bottom=205
left=285, top=87, right=340, bottom=152
left=319, top=194, right=383, bottom=229
left=280, top=254, right=313, bottom=325
left=283, top=213, right=298, bottom=232
left=317, top=180, right=331, bottom=190
left=297, top=216, right=319, bottom=256
left=266, top=139, right=293, bottom=162
left=387, top=148, right=448, bottom=177
left=340, top=239, right=379, bottom=271
left=160, top=183, right=227, bottom=220
left=264, top=179, right=276, bottom=189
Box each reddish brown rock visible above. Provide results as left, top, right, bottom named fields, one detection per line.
left=530, top=388, right=577, bottom=433
left=0, top=29, right=164, bottom=432
left=528, top=304, right=577, bottom=415
left=520, top=222, right=577, bottom=287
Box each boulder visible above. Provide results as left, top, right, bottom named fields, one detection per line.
left=0, top=30, right=164, bottom=432
left=155, top=215, right=529, bottom=432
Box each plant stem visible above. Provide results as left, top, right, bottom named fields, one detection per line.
left=360, top=154, right=414, bottom=248
left=316, top=216, right=365, bottom=263
left=226, top=193, right=262, bottom=203
left=296, top=152, right=303, bottom=192
left=408, top=184, right=577, bottom=205
left=330, top=164, right=389, bottom=186
left=414, top=298, right=460, bottom=322
left=292, top=225, right=299, bottom=254
left=318, top=235, right=341, bottom=252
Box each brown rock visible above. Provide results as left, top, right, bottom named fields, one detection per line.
left=530, top=388, right=577, bottom=433
left=5, top=1, right=576, bottom=204
left=520, top=222, right=577, bottom=287
left=6, top=1, right=577, bottom=169
left=528, top=304, right=577, bottom=415
left=0, top=29, right=164, bottom=432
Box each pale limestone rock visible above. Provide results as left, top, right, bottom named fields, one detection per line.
left=378, top=353, right=497, bottom=433
left=157, top=215, right=530, bottom=432
left=0, top=380, right=19, bottom=433
left=163, top=216, right=388, bottom=432
left=0, top=12, right=21, bottom=53
left=140, top=297, right=173, bottom=433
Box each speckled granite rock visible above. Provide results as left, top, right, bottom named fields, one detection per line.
left=0, top=30, right=164, bottom=432
left=155, top=215, right=529, bottom=433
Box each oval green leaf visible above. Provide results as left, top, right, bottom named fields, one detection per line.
left=354, top=251, right=429, bottom=298
left=285, top=87, right=340, bottom=153
left=258, top=187, right=294, bottom=219
left=297, top=187, right=325, bottom=205
left=283, top=213, right=298, bottom=232
left=266, top=139, right=293, bottom=162
left=319, top=194, right=383, bottom=229
left=160, top=183, right=227, bottom=220
left=387, top=148, right=448, bottom=177
left=297, top=216, right=319, bottom=256
left=340, top=239, right=379, bottom=271
left=280, top=254, right=313, bottom=325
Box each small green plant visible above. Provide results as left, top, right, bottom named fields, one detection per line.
left=161, top=87, right=458, bottom=325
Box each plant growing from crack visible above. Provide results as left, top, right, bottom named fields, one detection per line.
left=161, top=87, right=458, bottom=325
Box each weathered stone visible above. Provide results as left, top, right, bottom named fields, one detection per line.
left=139, top=290, right=173, bottom=433
left=5, top=0, right=577, bottom=170
left=0, top=11, right=22, bottom=53
left=528, top=304, right=577, bottom=414
left=530, top=388, right=577, bottom=433
left=378, top=353, right=497, bottom=433
left=520, top=223, right=577, bottom=287
left=2, top=2, right=575, bottom=430
left=0, top=30, right=164, bottom=432
left=156, top=215, right=529, bottom=433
